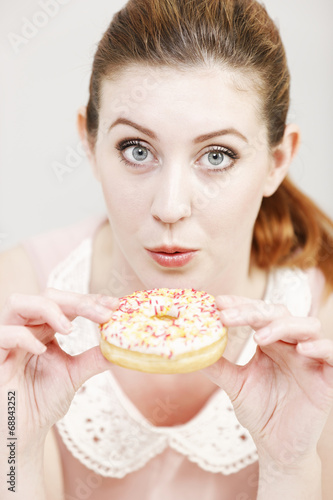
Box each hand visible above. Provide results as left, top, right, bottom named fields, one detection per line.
left=0, top=288, right=118, bottom=452
left=202, top=295, right=333, bottom=468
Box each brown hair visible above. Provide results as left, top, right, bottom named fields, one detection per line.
left=85, top=0, right=333, bottom=295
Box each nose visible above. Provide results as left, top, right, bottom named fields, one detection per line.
left=150, top=162, right=192, bottom=224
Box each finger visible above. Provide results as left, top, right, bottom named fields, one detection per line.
left=0, top=290, right=118, bottom=333
left=254, top=316, right=321, bottom=346
left=0, top=350, right=23, bottom=386
left=90, top=293, right=120, bottom=310
left=0, top=325, right=47, bottom=363
left=219, top=301, right=291, bottom=330
left=0, top=293, right=74, bottom=334
left=216, top=295, right=259, bottom=309
left=297, top=339, right=333, bottom=366
left=67, top=345, right=112, bottom=391
left=42, top=288, right=119, bottom=324
left=200, top=355, right=243, bottom=401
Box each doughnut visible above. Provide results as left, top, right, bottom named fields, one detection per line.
left=99, top=288, right=227, bottom=374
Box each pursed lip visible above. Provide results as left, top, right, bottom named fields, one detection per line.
left=145, top=246, right=198, bottom=268
left=146, top=245, right=198, bottom=253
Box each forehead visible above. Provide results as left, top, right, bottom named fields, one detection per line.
left=99, top=64, right=265, bottom=142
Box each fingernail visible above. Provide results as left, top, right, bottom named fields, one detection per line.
left=254, top=327, right=271, bottom=340
left=95, top=304, right=113, bottom=320
left=216, top=296, right=234, bottom=306
left=96, top=303, right=110, bottom=314
left=33, top=340, right=47, bottom=354
left=221, top=308, right=239, bottom=320
left=60, top=316, right=73, bottom=333
left=97, top=295, right=119, bottom=308
left=37, top=344, right=47, bottom=354
left=298, top=342, right=314, bottom=352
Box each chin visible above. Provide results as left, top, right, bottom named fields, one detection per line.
left=142, top=271, right=206, bottom=292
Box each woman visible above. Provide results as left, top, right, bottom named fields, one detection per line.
left=1, top=0, right=333, bottom=499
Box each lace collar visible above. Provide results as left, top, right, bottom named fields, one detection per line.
left=50, top=238, right=312, bottom=478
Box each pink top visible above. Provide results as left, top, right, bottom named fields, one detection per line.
left=20, top=215, right=328, bottom=500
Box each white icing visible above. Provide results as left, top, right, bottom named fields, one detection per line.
left=100, top=289, right=225, bottom=358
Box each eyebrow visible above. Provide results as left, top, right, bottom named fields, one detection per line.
left=108, top=118, right=248, bottom=144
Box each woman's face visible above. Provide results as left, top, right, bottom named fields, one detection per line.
left=90, top=64, right=279, bottom=295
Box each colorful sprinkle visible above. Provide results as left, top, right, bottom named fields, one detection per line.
left=99, top=288, right=226, bottom=359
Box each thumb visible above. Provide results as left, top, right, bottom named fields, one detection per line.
left=201, top=356, right=244, bottom=401
left=68, top=345, right=112, bottom=390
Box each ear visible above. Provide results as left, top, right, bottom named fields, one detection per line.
left=77, top=106, right=100, bottom=182
left=263, top=124, right=301, bottom=197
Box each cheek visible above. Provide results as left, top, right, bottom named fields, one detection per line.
left=100, top=171, right=151, bottom=228
left=199, top=163, right=267, bottom=238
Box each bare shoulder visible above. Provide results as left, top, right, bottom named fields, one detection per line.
left=0, top=245, right=40, bottom=308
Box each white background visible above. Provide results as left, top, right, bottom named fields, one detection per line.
left=1, top=0, right=332, bottom=251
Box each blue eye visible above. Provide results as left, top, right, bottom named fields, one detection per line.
left=116, top=139, right=238, bottom=173
left=131, top=146, right=149, bottom=162
left=116, top=139, right=154, bottom=167
left=200, top=147, right=237, bottom=172
left=208, top=151, right=224, bottom=166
